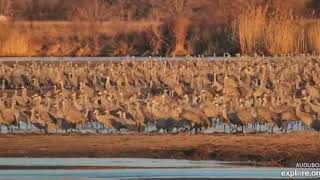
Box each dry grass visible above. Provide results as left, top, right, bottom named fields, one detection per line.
left=0, top=17, right=319, bottom=57
left=264, top=10, right=302, bottom=55
left=233, top=6, right=267, bottom=55
left=0, top=22, right=10, bottom=43
left=234, top=6, right=310, bottom=56
left=306, top=20, right=320, bottom=54
left=0, top=30, right=31, bottom=57
left=0, top=22, right=32, bottom=57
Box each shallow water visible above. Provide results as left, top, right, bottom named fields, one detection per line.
left=0, top=158, right=318, bottom=179
left=0, top=56, right=228, bottom=62
left=1, top=120, right=303, bottom=134
left=0, top=158, right=239, bottom=168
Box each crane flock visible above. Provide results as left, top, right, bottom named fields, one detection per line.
left=0, top=57, right=320, bottom=134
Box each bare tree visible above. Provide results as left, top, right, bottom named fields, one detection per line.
left=73, top=0, right=108, bottom=27
left=23, top=0, right=41, bottom=28
left=0, top=0, right=10, bottom=15
left=0, top=0, right=15, bottom=22
left=151, top=0, right=193, bottom=56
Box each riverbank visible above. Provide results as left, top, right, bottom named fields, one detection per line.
left=0, top=132, right=319, bottom=167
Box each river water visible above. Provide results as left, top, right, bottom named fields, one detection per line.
left=0, top=158, right=317, bottom=179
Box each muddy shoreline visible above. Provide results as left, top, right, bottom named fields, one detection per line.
left=0, top=132, right=319, bottom=167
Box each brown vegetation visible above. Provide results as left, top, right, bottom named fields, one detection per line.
left=0, top=30, right=30, bottom=56
left=233, top=6, right=320, bottom=56
left=306, top=21, right=320, bottom=54
left=0, top=0, right=320, bottom=56
left=233, top=6, right=267, bottom=55
left=264, top=9, right=301, bottom=55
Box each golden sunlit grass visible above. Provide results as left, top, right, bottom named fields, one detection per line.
left=264, top=9, right=301, bottom=55
left=0, top=31, right=31, bottom=57
left=306, top=21, right=320, bottom=54
left=233, top=6, right=316, bottom=56
left=0, top=22, right=10, bottom=42
left=233, top=6, right=267, bottom=55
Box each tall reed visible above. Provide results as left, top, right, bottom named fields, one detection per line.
left=264, top=9, right=301, bottom=55
left=0, top=22, right=10, bottom=43
left=306, top=21, right=320, bottom=54
left=0, top=31, right=31, bottom=57
left=233, top=6, right=267, bottom=55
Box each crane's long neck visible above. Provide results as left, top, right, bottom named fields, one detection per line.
left=295, top=101, right=303, bottom=118
left=1, top=79, right=5, bottom=90
left=61, top=100, right=68, bottom=115
left=222, top=107, right=228, bottom=121
left=30, top=109, right=35, bottom=121
left=11, top=100, right=15, bottom=110
left=22, top=88, right=27, bottom=98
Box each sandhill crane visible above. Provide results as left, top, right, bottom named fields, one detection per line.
left=303, top=96, right=320, bottom=132
left=306, top=96, right=320, bottom=117
left=311, top=118, right=320, bottom=132
left=80, top=81, right=94, bottom=98
left=270, top=95, right=299, bottom=132
left=222, top=105, right=244, bottom=133
left=179, top=107, right=209, bottom=133
left=212, top=73, right=223, bottom=93
left=200, top=101, right=221, bottom=128
left=131, top=103, right=146, bottom=132
left=60, top=99, right=88, bottom=131
left=0, top=100, right=19, bottom=133
left=305, top=81, right=320, bottom=99
left=93, top=110, right=113, bottom=133
left=32, top=96, right=56, bottom=132
left=58, top=80, right=73, bottom=98
left=236, top=100, right=257, bottom=132
left=224, top=75, right=238, bottom=88
left=47, top=112, right=73, bottom=133
left=295, top=99, right=313, bottom=130
left=14, top=87, right=31, bottom=107
left=30, top=108, right=48, bottom=134
left=255, top=105, right=281, bottom=133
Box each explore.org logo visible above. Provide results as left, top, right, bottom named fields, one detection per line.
left=296, top=162, right=320, bottom=168
left=280, top=163, right=320, bottom=178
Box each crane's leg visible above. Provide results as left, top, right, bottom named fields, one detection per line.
left=259, top=123, right=262, bottom=132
